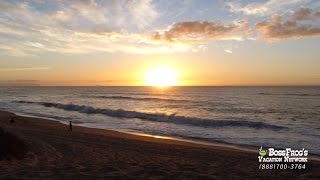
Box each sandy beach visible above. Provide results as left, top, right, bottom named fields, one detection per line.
left=0, top=111, right=319, bottom=179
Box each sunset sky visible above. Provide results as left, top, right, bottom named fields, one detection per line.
left=0, top=0, right=319, bottom=86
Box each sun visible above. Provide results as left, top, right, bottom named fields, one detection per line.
left=145, top=66, right=177, bottom=88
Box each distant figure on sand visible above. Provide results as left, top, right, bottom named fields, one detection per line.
left=68, top=121, right=72, bottom=132
left=10, top=116, right=15, bottom=123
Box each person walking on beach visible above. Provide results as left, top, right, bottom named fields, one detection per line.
left=68, top=121, right=72, bottom=132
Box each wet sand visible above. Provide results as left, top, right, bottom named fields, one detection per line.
left=0, top=111, right=319, bottom=179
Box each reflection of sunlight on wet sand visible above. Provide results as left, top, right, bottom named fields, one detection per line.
left=127, top=132, right=175, bottom=140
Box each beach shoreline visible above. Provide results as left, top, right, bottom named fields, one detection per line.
left=7, top=109, right=262, bottom=154
left=1, top=110, right=320, bottom=179
left=9, top=109, right=320, bottom=160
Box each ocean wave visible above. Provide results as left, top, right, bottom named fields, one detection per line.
left=94, top=95, right=187, bottom=102
left=13, top=100, right=286, bottom=130
left=25, top=112, right=74, bottom=121
left=258, top=93, right=320, bottom=97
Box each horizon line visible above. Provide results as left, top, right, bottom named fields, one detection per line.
left=1, top=85, right=320, bottom=87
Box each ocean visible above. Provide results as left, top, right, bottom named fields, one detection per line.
left=0, top=86, right=319, bottom=154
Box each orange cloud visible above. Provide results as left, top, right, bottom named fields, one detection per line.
left=256, top=7, right=320, bottom=40
left=292, top=7, right=320, bottom=21
left=151, top=20, right=249, bottom=43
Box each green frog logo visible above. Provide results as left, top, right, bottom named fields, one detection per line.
left=259, top=146, right=267, bottom=157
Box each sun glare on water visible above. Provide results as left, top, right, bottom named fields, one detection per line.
left=145, top=66, right=177, bottom=88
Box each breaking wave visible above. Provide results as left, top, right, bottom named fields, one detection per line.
left=13, top=100, right=286, bottom=130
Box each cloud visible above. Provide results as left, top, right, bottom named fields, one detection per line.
left=255, top=7, right=320, bottom=40
left=0, top=67, right=50, bottom=72
left=227, top=0, right=304, bottom=16
left=228, top=2, right=268, bottom=15
left=151, top=20, right=249, bottom=44
left=126, top=0, right=158, bottom=29
left=56, top=0, right=157, bottom=31
left=8, top=79, right=39, bottom=83
left=0, top=79, right=40, bottom=86
left=0, top=0, right=248, bottom=56
left=292, top=7, right=320, bottom=21
left=224, top=49, right=233, bottom=54
left=0, top=1, right=319, bottom=57
left=0, top=0, right=164, bottom=56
